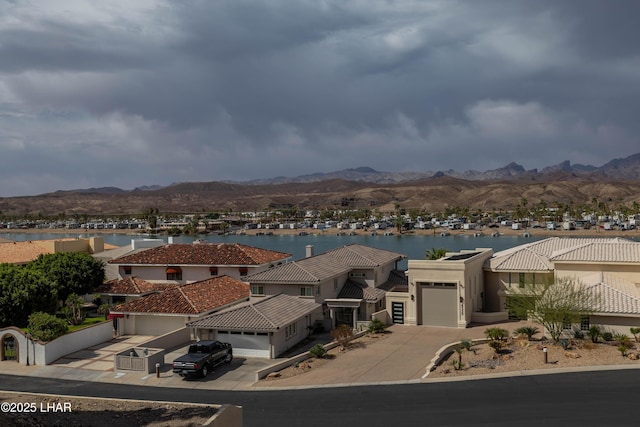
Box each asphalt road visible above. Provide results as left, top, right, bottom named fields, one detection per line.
left=1, top=370, right=638, bottom=426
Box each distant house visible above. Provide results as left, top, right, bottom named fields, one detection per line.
left=108, top=242, right=292, bottom=283
left=245, top=244, right=406, bottom=330
left=0, top=237, right=108, bottom=265
left=187, top=293, right=322, bottom=358
left=109, top=275, right=250, bottom=336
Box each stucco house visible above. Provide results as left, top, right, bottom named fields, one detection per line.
left=186, top=293, right=322, bottom=358
left=107, top=242, right=292, bottom=283
left=244, top=244, right=406, bottom=330
left=109, top=275, right=250, bottom=336
left=404, top=237, right=640, bottom=333
left=0, top=236, right=108, bottom=265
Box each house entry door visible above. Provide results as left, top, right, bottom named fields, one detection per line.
left=391, top=302, right=404, bottom=324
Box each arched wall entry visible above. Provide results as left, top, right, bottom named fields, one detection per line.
left=1, top=334, right=18, bottom=361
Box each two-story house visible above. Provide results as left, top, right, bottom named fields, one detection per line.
left=405, top=237, right=640, bottom=333
left=107, top=242, right=292, bottom=283
left=244, top=244, right=406, bottom=330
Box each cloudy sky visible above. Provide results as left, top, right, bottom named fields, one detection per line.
left=1, top=0, right=639, bottom=196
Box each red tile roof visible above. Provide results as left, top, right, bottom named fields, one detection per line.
left=95, top=277, right=174, bottom=295
left=108, top=243, right=291, bottom=266
left=111, top=275, right=250, bottom=315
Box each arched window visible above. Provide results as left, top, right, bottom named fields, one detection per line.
left=166, top=267, right=182, bottom=280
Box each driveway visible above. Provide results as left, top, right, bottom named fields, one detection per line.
left=255, top=321, right=525, bottom=388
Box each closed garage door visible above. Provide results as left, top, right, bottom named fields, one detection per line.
left=217, top=331, right=271, bottom=358
left=420, top=283, right=457, bottom=327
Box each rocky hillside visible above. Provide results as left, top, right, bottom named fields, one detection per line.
left=1, top=173, right=638, bottom=216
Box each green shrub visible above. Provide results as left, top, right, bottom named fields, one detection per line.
left=572, top=328, right=585, bottom=340
left=488, top=340, right=504, bottom=354
left=27, top=312, right=68, bottom=342
left=602, top=331, right=614, bottom=342
left=513, top=326, right=540, bottom=340
left=368, top=318, right=386, bottom=334
left=588, top=325, right=602, bottom=343
left=309, top=344, right=327, bottom=359
left=630, top=327, right=640, bottom=343
left=484, top=327, right=509, bottom=341
left=614, top=333, right=632, bottom=347
left=617, top=345, right=628, bottom=357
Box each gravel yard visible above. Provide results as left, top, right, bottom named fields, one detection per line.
left=428, top=338, right=640, bottom=378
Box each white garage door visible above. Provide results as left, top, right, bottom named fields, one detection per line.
left=217, top=331, right=271, bottom=358
left=420, top=283, right=457, bottom=327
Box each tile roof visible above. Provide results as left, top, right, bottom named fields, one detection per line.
left=95, top=277, right=174, bottom=295
left=245, top=254, right=351, bottom=284
left=485, top=237, right=638, bottom=272
left=246, top=244, right=405, bottom=284
left=323, top=244, right=405, bottom=268
left=338, top=279, right=387, bottom=302
left=111, top=275, right=249, bottom=315
left=580, top=272, right=640, bottom=315
left=108, top=243, right=291, bottom=266
left=186, top=294, right=321, bottom=332
left=378, top=269, right=409, bottom=292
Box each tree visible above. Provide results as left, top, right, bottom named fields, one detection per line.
left=426, top=247, right=448, bottom=260
left=28, top=252, right=105, bottom=304
left=27, top=312, right=68, bottom=341
left=63, top=293, right=86, bottom=325
left=506, top=277, right=600, bottom=343
left=0, top=263, right=56, bottom=328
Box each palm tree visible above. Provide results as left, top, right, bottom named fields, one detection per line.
left=426, top=248, right=448, bottom=260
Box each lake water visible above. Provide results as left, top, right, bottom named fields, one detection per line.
left=1, top=231, right=548, bottom=269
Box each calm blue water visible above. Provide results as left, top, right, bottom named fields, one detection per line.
left=1, top=231, right=547, bottom=269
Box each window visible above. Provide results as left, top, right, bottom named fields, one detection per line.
left=166, top=267, right=182, bottom=281
left=123, top=266, right=132, bottom=275
left=285, top=323, right=297, bottom=340
left=350, top=272, right=365, bottom=278
left=209, top=267, right=218, bottom=276
left=580, top=316, right=590, bottom=331
left=300, top=286, right=313, bottom=297
left=251, top=285, right=264, bottom=296
left=239, top=267, right=248, bottom=277
left=518, top=273, right=525, bottom=289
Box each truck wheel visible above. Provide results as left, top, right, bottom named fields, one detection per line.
left=224, top=353, right=233, bottom=364
left=201, top=365, right=209, bottom=377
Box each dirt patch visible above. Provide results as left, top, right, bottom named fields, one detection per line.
left=0, top=393, right=218, bottom=427
left=428, top=338, right=640, bottom=378
left=261, top=332, right=389, bottom=381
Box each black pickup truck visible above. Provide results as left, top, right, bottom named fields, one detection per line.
left=172, top=340, right=233, bottom=378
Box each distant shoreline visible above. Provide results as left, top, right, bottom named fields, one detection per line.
left=2, top=226, right=638, bottom=240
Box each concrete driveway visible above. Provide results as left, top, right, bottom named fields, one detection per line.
left=255, top=321, right=525, bottom=388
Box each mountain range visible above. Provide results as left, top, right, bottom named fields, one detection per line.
left=2, top=153, right=640, bottom=216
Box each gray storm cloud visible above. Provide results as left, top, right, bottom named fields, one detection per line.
left=0, top=0, right=639, bottom=196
